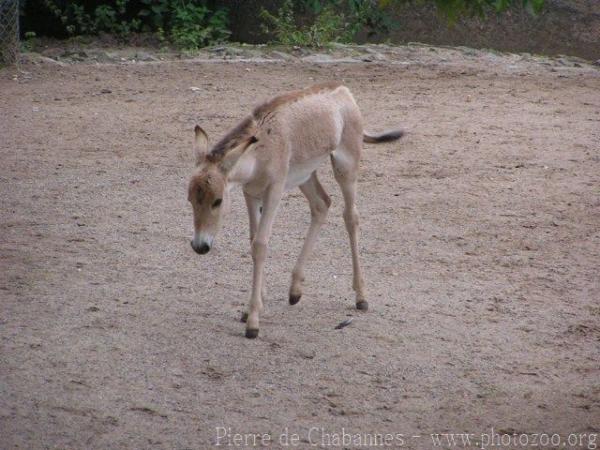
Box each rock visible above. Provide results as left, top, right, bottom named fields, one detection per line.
left=291, top=46, right=311, bottom=56
left=223, top=46, right=245, bottom=56
left=270, top=51, right=294, bottom=60
left=452, top=46, right=480, bottom=57
left=25, top=53, right=67, bottom=67
left=335, top=318, right=353, bottom=330
left=41, top=48, right=64, bottom=59
left=369, top=54, right=388, bottom=61
left=89, top=51, right=115, bottom=63
left=61, top=49, right=88, bottom=61
left=301, top=53, right=333, bottom=63
left=135, top=51, right=158, bottom=62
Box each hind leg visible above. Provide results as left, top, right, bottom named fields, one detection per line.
left=289, top=172, right=331, bottom=305
left=331, top=143, right=368, bottom=311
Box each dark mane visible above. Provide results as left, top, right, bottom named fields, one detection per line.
left=207, top=82, right=343, bottom=162
left=253, top=81, right=342, bottom=120
left=207, top=116, right=255, bottom=162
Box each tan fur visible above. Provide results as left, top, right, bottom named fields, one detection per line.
left=188, top=83, right=403, bottom=338
left=252, top=81, right=343, bottom=120
left=203, top=82, right=343, bottom=163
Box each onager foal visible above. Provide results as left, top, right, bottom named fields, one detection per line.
left=188, top=82, right=402, bottom=338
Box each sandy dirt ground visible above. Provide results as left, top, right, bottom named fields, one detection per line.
left=1, top=47, right=599, bottom=449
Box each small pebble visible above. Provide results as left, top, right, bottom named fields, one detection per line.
left=335, top=318, right=353, bottom=330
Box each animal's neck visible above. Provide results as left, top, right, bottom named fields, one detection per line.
left=227, top=151, right=257, bottom=186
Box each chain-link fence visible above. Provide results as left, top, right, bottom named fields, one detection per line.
left=0, top=0, right=19, bottom=65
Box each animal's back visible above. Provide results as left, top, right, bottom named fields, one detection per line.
left=258, top=84, right=362, bottom=165
left=251, top=84, right=363, bottom=190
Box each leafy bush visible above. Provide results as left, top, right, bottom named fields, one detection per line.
left=21, top=31, right=37, bottom=52
left=38, top=0, right=229, bottom=48
left=94, top=0, right=141, bottom=36
left=42, top=0, right=140, bottom=36
left=28, top=0, right=545, bottom=49
left=260, top=0, right=352, bottom=47
left=260, top=0, right=397, bottom=47
left=347, top=0, right=395, bottom=37
left=170, top=2, right=230, bottom=49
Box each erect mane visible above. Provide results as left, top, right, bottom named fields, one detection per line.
left=252, top=81, right=342, bottom=120
left=207, top=82, right=342, bottom=162
left=207, top=116, right=256, bottom=162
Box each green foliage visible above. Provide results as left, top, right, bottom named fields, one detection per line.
left=21, top=31, right=37, bottom=52
left=347, top=0, right=395, bottom=37
left=259, top=0, right=544, bottom=47
left=260, top=0, right=350, bottom=47
left=94, top=0, right=141, bottom=36
left=39, top=0, right=229, bottom=49
left=260, top=0, right=395, bottom=47
left=43, top=0, right=140, bottom=36
left=171, top=2, right=230, bottom=49
left=30, top=0, right=545, bottom=49
left=139, top=0, right=170, bottom=30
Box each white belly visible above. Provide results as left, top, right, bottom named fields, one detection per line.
left=285, top=155, right=329, bottom=190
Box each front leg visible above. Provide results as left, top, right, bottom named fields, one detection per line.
left=243, top=191, right=261, bottom=244
left=242, top=192, right=266, bottom=324
left=289, top=172, right=330, bottom=305
left=245, top=183, right=284, bottom=338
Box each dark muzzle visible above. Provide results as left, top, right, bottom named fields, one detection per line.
left=191, top=240, right=210, bottom=255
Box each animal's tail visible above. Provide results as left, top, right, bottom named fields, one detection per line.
left=363, top=129, right=404, bottom=144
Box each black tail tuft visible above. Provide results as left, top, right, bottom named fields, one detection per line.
left=363, top=129, right=404, bottom=144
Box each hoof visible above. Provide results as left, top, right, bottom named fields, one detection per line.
left=245, top=328, right=259, bottom=339
left=356, top=300, right=369, bottom=311
left=289, top=293, right=301, bottom=305
left=240, top=312, right=248, bottom=323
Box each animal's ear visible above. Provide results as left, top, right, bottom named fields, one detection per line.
left=219, top=136, right=258, bottom=174
left=193, top=125, right=209, bottom=165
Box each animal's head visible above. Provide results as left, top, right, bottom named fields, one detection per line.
left=188, top=125, right=257, bottom=255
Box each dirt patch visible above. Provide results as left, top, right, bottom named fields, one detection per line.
left=1, top=46, right=599, bottom=449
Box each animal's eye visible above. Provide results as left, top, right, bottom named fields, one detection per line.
left=212, top=198, right=222, bottom=209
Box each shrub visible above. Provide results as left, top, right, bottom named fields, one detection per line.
left=27, top=0, right=545, bottom=49
left=260, top=0, right=396, bottom=47
left=38, top=0, right=229, bottom=49
left=260, top=0, right=351, bottom=47
left=170, top=2, right=230, bottom=49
